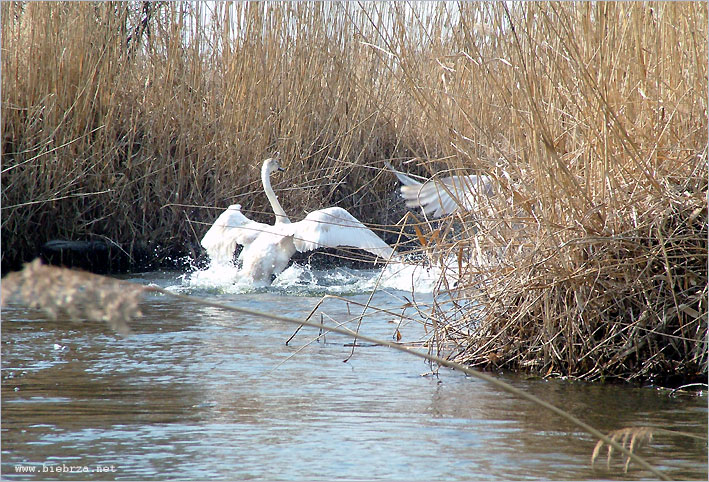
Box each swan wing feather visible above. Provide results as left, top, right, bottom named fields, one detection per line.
left=399, top=174, right=494, bottom=217
left=290, top=207, right=394, bottom=259
left=383, top=161, right=421, bottom=186
left=200, top=204, right=271, bottom=263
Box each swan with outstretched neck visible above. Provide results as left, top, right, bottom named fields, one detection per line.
left=201, top=158, right=395, bottom=285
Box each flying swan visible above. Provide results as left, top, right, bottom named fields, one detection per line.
left=201, top=158, right=395, bottom=284
left=385, top=161, right=495, bottom=218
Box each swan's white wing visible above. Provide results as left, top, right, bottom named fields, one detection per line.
left=441, top=175, right=494, bottom=212
left=400, top=175, right=494, bottom=217
left=200, top=204, right=271, bottom=263
left=383, top=161, right=420, bottom=186
left=290, top=207, right=394, bottom=259
left=401, top=182, right=452, bottom=217
left=386, top=162, right=462, bottom=216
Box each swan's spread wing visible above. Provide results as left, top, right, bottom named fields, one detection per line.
left=200, top=204, right=271, bottom=263
left=400, top=175, right=494, bottom=217
left=290, top=207, right=394, bottom=259
left=383, top=161, right=420, bottom=186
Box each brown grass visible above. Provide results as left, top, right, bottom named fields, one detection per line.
left=592, top=426, right=708, bottom=473
left=592, top=427, right=655, bottom=473
left=2, top=2, right=707, bottom=383
left=383, top=3, right=708, bottom=384
left=2, top=2, right=421, bottom=270
left=0, top=258, right=141, bottom=335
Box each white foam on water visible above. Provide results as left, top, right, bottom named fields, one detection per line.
left=180, top=261, right=264, bottom=294
left=178, top=258, right=454, bottom=296
left=272, top=263, right=316, bottom=288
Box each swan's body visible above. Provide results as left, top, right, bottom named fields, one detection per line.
left=385, top=161, right=494, bottom=218
left=201, top=158, right=394, bottom=284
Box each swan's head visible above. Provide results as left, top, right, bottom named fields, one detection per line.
left=262, top=157, right=285, bottom=177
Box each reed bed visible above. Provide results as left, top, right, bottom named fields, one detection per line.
left=385, top=2, right=708, bottom=384
left=2, top=2, right=421, bottom=270
left=2, top=2, right=707, bottom=383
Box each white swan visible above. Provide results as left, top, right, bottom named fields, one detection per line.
left=385, top=161, right=494, bottom=218
left=201, top=158, right=395, bottom=284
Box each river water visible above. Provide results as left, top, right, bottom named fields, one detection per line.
left=1, top=263, right=707, bottom=480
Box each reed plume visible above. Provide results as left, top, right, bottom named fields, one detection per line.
left=1, top=259, right=143, bottom=335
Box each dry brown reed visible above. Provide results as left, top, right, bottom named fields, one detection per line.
left=0, top=258, right=142, bottom=334
left=592, top=427, right=655, bottom=473
left=2, top=2, right=707, bottom=383
left=369, top=2, right=708, bottom=384
left=591, top=426, right=708, bottom=473
left=2, top=2, right=420, bottom=270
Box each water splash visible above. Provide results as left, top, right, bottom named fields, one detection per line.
left=370, top=261, right=448, bottom=293
left=272, top=263, right=316, bottom=288
left=181, top=261, right=257, bottom=294
left=179, top=258, right=447, bottom=296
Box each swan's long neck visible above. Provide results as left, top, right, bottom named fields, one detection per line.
left=262, top=163, right=291, bottom=224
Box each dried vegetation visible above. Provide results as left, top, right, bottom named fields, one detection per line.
left=592, top=426, right=708, bottom=473
left=2, top=2, right=421, bottom=269
left=395, top=3, right=708, bottom=385
left=2, top=2, right=707, bottom=383
left=0, top=258, right=143, bottom=335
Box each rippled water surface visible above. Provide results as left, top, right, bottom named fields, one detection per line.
left=2, top=267, right=707, bottom=480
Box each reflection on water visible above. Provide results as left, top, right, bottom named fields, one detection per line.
left=2, top=268, right=707, bottom=480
